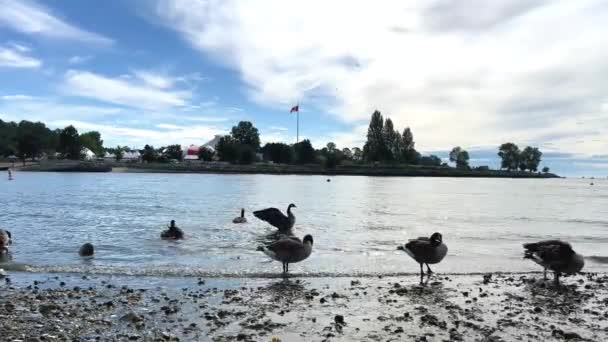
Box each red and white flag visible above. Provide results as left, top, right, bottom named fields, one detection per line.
left=290, top=105, right=299, bottom=113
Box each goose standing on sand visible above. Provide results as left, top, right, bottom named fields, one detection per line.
left=523, top=240, right=584, bottom=285
left=257, top=234, right=313, bottom=274
left=233, top=209, right=247, bottom=224
left=253, top=204, right=296, bottom=232
left=0, top=229, right=11, bottom=253
left=397, top=232, right=448, bottom=284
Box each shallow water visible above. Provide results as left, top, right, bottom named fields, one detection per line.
left=1, top=172, right=607, bottom=276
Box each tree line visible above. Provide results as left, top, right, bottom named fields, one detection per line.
left=0, top=119, right=103, bottom=164
left=498, top=143, right=545, bottom=172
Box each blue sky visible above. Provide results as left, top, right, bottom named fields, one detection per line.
left=1, top=0, right=607, bottom=176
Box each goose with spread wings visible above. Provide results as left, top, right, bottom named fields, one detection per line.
left=253, top=204, right=296, bottom=232
left=523, top=240, right=584, bottom=285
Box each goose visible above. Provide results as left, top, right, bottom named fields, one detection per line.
left=257, top=234, right=313, bottom=274
left=79, top=243, right=95, bottom=257
left=253, top=204, right=296, bottom=232
left=233, top=208, right=247, bottom=224
left=523, top=240, right=584, bottom=285
left=161, top=220, right=184, bottom=240
left=397, top=232, right=448, bottom=284
left=0, top=229, right=11, bottom=253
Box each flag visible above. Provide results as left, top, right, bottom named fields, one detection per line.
left=290, top=105, right=299, bottom=113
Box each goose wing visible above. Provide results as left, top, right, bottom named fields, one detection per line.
left=524, top=240, right=572, bottom=267
left=253, top=208, right=289, bottom=229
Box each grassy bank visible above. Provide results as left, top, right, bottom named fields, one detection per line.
left=20, top=160, right=112, bottom=172
left=119, top=161, right=559, bottom=178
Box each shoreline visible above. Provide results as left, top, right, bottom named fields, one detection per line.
left=18, top=161, right=560, bottom=178
left=1, top=271, right=606, bottom=341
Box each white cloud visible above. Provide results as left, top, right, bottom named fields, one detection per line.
left=0, top=44, right=41, bottom=68
left=61, top=70, right=191, bottom=110
left=133, top=70, right=175, bottom=89
left=0, top=0, right=113, bottom=45
left=156, top=0, right=608, bottom=155
left=1, top=94, right=36, bottom=101
left=68, top=55, right=92, bottom=64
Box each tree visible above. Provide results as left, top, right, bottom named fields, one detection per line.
left=262, top=143, right=294, bottom=164
left=401, top=127, right=419, bottom=164
left=498, top=143, right=520, bottom=171
left=58, top=125, right=82, bottom=160
left=15, top=121, right=51, bottom=164
left=231, top=121, right=260, bottom=149
left=115, top=146, right=124, bottom=161
left=352, top=147, right=363, bottom=161
left=216, top=136, right=238, bottom=162
left=450, top=146, right=470, bottom=169
left=293, top=139, right=316, bottom=164
left=419, top=155, right=442, bottom=166
left=79, top=131, right=104, bottom=157
left=542, top=166, right=550, bottom=173
left=363, top=110, right=388, bottom=162
left=341, top=148, right=352, bottom=160
left=237, top=144, right=257, bottom=164
left=197, top=146, right=214, bottom=161
left=165, top=144, right=183, bottom=161
left=519, top=146, right=542, bottom=172
left=142, top=144, right=157, bottom=163
left=326, top=142, right=337, bottom=153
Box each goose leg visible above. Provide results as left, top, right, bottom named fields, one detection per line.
left=282, top=262, right=286, bottom=274
left=426, top=264, right=433, bottom=274
left=543, top=268, right=547, bottom=280
left=419, top=263, right=424, bottom=285
left=553, top=272, right=560, bottom=286
left=286, top=263, right=289, bottom=273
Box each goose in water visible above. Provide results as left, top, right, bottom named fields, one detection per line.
left=79, top=243, right=95, bottom=257
left=523, top=240, right=584, bottom=285
left=398, top=232, right=448, bottom=284
left=233, top=208, right=247, bottom=224
left=257, top=234, right=313, bottom=274
left=0, top=229, right=11, bottom=254
left=161, top=220, right=184, bottom=240
left=253, top=204, right=296, bottom=232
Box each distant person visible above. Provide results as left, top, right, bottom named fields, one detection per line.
left=0, top=229, right=11, bottom=253
left=8, top=169, right=13, bottom=180
left=161, top=220, right=184, bottom=240
left=79, top=243, right=95, bottom=257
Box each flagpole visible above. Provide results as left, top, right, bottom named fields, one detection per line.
left=296, top=110, right=299, bottom=143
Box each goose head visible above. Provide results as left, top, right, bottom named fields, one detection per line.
left=303, top=234, right=313, bottom=246
left=430, top=232, right=443, bottom=246
left=288, top=203, right=297, bottom=212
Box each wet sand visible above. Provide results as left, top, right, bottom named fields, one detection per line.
left=1, top=272, right=607, bottom=341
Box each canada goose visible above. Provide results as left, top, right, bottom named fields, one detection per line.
left=0, top=229, right=11, bottom=253
left=233, top=208, right=247, bottom=224
left=257, top=234, right=313, bottom=274
left=161, top=220, right=184, bottom=240
left=397, top=232, right=448, bottom=284
left=79, top=243, right=95, bottom=257
left=253, top=204, right=296, bottom=232
left=523, top=240, right=584, bottom=285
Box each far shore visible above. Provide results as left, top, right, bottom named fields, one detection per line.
left=15, top=160, right=560, bottom=178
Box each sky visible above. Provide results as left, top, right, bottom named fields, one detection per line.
left=0, top=0, right=607, bottom=176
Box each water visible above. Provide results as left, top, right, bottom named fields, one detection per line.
left=1, top=172, right=607, bottom=277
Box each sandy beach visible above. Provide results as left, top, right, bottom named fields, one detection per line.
left=1, top=272, right=606, bottom=341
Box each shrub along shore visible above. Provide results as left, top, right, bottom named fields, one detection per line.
left=19, top=160, right=559, bottom=178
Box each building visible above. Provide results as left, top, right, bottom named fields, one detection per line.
left=122, top=151, right=141, bottom=162
left=202, top=135, right=223, bottom=151
left=184, top=145, right=199, bottom=161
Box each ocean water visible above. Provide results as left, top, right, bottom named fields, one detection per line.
left=1, top=172, right=607, bottom=277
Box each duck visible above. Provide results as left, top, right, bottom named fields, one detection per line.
left=397, top=232, right=448, bottom=284
left=253, top=204, right=296, bottom=233
left=0, top=229, right=11, bottom=254
left=161, top=220, right=184, bottom=240
left=523, top=240, right=584, bottom=285
left=257, top=234, right=313, bottom=274
left=233, top=208, right=247, bottom=224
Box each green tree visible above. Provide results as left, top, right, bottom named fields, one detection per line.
left=498, top=143, right=520, bottom=171
left=142, top=144, right=157, bottom=163
left=197, top=146, right=214, bottom=161
left=519, top=146, right=542, bottom=172
left=363, top=110, right=387, bottom=162
left=165, top=144, right=183, bottom=161
left=58, top=125, right=82, bottom=160
left=15, top=121, right=51, bottom=164
left=542, top=166, right=550, bottom=173
left=352, top=147, right=363, bottom=161
left=115, top=146, right=124, bottom=161
left=293, top=139, right=316, bottom=164
left=0, top=120, right=18, bottom=157
left=401, top=127, right=418, bottom=164
left=342, top=147, right=352, bottom=160
left=237, top=144, right=256, bottom=164
left=79, top=131, right=104, bottom=157
left=262, top=143, right=294, bottom=164
left=216, top=136, right=238, bottom=162
left=450, top=146, right=470, bottom=169
left=231, top=121, right=260, bottom=149
left=382, top=118, right=401, bottom=162
left=419, top=155, right=442, bottom=166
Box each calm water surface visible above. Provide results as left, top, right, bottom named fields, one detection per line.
left=1, top=172, right=607, bottom=276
